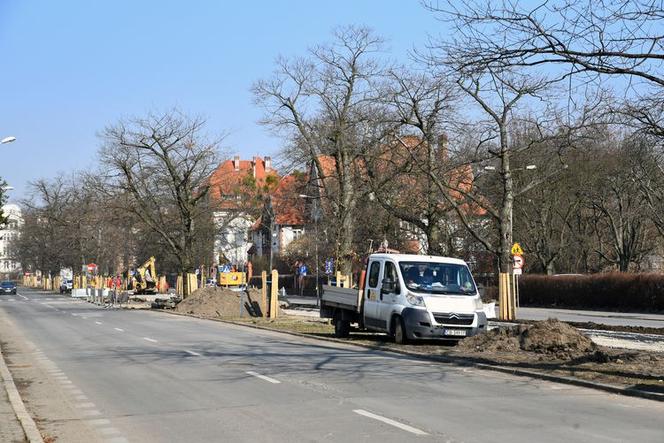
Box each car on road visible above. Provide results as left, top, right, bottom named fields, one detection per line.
left=59, top=279, right=73, bottom=294
left=1, top=281, right=17, bottom=295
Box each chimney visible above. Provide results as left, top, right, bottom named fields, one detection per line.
left=252, top=156, right=257, bottom=178
left=265, top=156, right=272, bottom=171
left=233, top=155, right=240, bottom=171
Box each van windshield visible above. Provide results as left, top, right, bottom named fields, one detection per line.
left=398, top=262, right=477, bottom=295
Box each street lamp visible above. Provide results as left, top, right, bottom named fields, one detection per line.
left=1, top=136, right=16, bottom=145
left=299, top=194, right=321, bottom=306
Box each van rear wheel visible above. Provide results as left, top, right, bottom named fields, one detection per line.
left=334, top=317, right=350, bottom=338
left=393, top=317, right=408, bottom=345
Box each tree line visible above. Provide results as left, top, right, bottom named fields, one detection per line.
left=9, top=1, right=664, bottom=278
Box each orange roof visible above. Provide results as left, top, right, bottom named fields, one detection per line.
left=272, top=174, right=307, bottom=225
left=207, top=156, right=276, bottom=209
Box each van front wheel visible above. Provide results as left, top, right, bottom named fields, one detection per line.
left=393, top=317, right=409, bottom=345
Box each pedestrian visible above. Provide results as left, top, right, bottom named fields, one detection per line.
left=298, top=261, right=308, bottom=296
left=293, top=260, right=301, bottom=292
left=246, top=259, right=253, bottom=288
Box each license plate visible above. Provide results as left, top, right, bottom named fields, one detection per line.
left=444, top=329, right=467, bottom=337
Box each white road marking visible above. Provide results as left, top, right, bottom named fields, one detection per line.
left=185, top=350, right=202, bottom=356
left=75, top=402, right=96, bottom=409
left=105, top=437, right=129, bottom=443
left=81, top=409, right=102, bottom=417
left=143, top=337, right=158, bottom=343
left=18, top=294, right=28, bottom=300
left=87, top=418, right=111, bottom=426
left=95, top=321, right=103, bottom=325
left=353, top=409, right=428, bottom=436
left=58, top=380, right=73, bottom=385
left=8, top=298, right=14, bottom=301
left=99, top=427, right=121, bottom=436
left=114, top=328, right=124, bottom=332
left=75, top=395, right=88, bottom=401
left=245, top=371, right=281, bottom=384
left=71, top=313, right=78, bottom=316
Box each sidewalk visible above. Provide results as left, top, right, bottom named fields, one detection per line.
left=0, top=379, right=26, bottom=443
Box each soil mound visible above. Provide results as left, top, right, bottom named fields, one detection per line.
left=175, top=286, right=266, bottom=318
left=521, top=318, right=595, bottom=357
left=458, top=319, right=596, bottom=359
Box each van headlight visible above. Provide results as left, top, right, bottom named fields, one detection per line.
left=406, top=294, right=425, bottom=307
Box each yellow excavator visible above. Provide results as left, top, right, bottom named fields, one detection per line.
left=133, top=256, right=157, bottom=295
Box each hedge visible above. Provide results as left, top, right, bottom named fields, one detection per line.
left=518, top=273, right=664, bottom=312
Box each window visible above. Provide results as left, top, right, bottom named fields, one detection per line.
left=384, top=261, right=400, bottom=294
left=368, top=261, right=380, bottom=288
left=399, top=261, right=477, bottom=295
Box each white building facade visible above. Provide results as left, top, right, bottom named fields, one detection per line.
left=0, top=204, right=22, bottom=278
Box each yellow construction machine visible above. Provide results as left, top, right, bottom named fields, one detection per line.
left=134, top=256, right=157, bottom=295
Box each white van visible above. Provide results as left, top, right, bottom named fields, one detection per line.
left=320, top=254, right=487, bottom=343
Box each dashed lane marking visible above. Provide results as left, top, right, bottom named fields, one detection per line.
left=185, top=350, right=202, bottom=356
left=143, top=337, right=158, bottom=343
left=75, top=402, right=97, bottom=409
left=353, top=409, right=428, bottom=436
left=95, top=321, right=103, bottom=325
left=245, top=371, right=281, bottom=384
left=114, top=328, right=124, bottom=332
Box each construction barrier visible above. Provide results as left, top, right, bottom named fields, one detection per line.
left=218, top=272, right=246, bottom=287
left=498, top=272, right=517, bottom=321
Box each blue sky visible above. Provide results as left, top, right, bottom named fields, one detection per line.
left=0, top=0, right=441, bottom=199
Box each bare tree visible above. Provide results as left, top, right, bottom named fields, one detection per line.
left=99, top=110, right=222, bottom=291
left=253, top=26, right=386, bottom=274
left=363, top=70, right=468, bottom=255
left=425, top=0, right=664, bottom=136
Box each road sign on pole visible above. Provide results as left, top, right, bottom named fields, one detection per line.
left=511, top=243, right=524, bottom=256
left=513, top=254, right=524, bottom=270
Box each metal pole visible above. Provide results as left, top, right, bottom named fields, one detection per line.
left=315, top=218, right=320, bottom=307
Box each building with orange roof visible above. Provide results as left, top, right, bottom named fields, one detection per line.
left=207, top=155, right=276, bottom=266
left=207, top=155, right=310, bottom=266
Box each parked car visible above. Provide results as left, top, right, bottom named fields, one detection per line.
left=1, top=281, right=17, bottom=295
left=59, top=279, right=73, bottom=294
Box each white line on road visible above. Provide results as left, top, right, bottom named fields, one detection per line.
left=185, top=350, right=202, bottom=356
left=75, top=402, right=97, bottom=409
left=143, top=337, right=158, bottom=343
left=71, top=313, right=78, bottom=316
left=95, top=321, right=103, bottom=325
left=353, top=409, right=428, bottom=436
left=87, top=419, right=111, bottom=426
left=114, top=328, right=124, bottom=332
left=18, top=294, right=28, bottom=300
left=245, top=371, right=281, bottom=384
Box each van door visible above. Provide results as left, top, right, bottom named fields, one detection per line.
left=377, top=261, right=401, bottom=331
left=363, top=259, right=385, bottom=330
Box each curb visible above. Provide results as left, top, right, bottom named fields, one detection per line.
left=158, top=310, right=664, bottom=403
left=0, top=343, right=45, bottom=443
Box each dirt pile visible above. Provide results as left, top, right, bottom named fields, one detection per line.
left=458, top=319, right=597, bottom=359
left=175, top=286, right=267, bottom=318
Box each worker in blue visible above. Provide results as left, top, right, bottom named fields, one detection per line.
left=298, top=261, right=308, bottom=296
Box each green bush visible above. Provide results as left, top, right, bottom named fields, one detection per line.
left=519, top=273, right=664, bottom=312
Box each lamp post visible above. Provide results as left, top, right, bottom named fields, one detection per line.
left=299, top=194, right=321, bottom=306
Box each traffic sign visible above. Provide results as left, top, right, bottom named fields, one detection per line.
left=511, top=242, right=524, bottom=256
left=513, top=255, right=525, bottom=270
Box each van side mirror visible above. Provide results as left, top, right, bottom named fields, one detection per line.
left=381, top=278, right=396, bottom=294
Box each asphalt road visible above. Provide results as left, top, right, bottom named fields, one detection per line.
left=1, top=288, right=663, bottom=443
